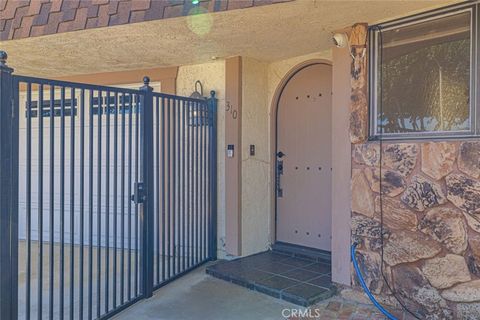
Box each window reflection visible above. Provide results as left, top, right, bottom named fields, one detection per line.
left=377, top=12, right=471, bottom=134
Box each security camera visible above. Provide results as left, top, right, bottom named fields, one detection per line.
left=332, top=33, right=348, bottom=48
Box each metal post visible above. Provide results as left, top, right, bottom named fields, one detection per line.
left=0, top=51, right=19, bottom=320
left=207, top=91, right=217, bottom=260
left=139, top=77, right=154, bottom=298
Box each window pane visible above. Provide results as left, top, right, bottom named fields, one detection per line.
left=377, top=11, right=471, bottom=134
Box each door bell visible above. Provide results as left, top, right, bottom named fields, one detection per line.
left=227, top=144, right=234, bottom=158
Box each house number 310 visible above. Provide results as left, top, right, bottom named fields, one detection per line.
left=225, top=101, right=238, bottom=120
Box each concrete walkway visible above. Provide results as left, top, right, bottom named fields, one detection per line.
left=113, top=264, right=386, bottom=320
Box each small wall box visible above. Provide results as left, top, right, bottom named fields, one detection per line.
left=227, top=144, right=234, bottom=158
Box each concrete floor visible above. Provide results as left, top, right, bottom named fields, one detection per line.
left=18, top=241, right=385, bottom=320
left=114, top=264, right=300, bottom=320
left=18, top=240, right=202, bottom=319
left=113, top=264, right=389, bottom=320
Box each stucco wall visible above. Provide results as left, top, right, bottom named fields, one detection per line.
left=236, top=51, right=351, bottom=257
left=174, top=52, right=349, bottom=259
left=267, top=50, right=332, bottom=113
left=235, top=52, right=336, bottom=256
left=331, top=46, right=353, bottom=286
left=176, top=60, right=227, bottom=258
left=240, top=57, right=271, bottom=256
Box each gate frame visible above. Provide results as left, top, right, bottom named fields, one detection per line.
left=139, top=77, right=155, bottom=299
left=208, top=91, right=218, bottom=261
left=0, top=51, right=218, bottom=319
left=0, top=51, right=19, bottom=320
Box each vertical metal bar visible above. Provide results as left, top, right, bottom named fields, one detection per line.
left=25, top=82, right=32, bottom=320
left=139, top=77, right=154, bottom=298
left=69, top=87, right=75, bottom=320
left=208, top=92, right=218, bottom=260
left=172, top=98, right=176, bottom=276
left=205, top=100, right=209, bottom=262
left=188, top=101, right=195, bottom=267
left=153, top=95, right=157, bottom=284
left=120, top=92, right=126, bottom=304
left=191, top=101, right=195, bottom=267
left=195, top=101, right=200, bottom=265
left=105, top=92, right=110, bottom=314
left=174, top=98, right=182, bottom=273
left=176, top=98, right=181, bottom=274
left=205, top=101, right=209, bottom=261
left=161, top=97, right=166, bottom=283
left=181, top=100, right=186, bottom=271
left=127, top=93, right=133, bottom=300
left=166, top=98, right=171, bottom=278
left=79, top=88, right=85, bottom=320
left=205, top=100, right=209, bottom=261
left=197, top=100, right=201, bottom=263
left=191, top=100, right=194, bottom=266
left=205, top=99, right=212, bottom=260
left=184, top=100, right=190, bottom=268
left=37, top=84, right=44, bottom=320
left=60, top=86, right=66, bottom=320
left=202, top=101, right=207, bottom=261
left=200, top=101, right=204, bottom=261
left=88, top=89, right=94, bottom=320
left=134, top=93, right=139, bottom=296
left=48, top=85, right=55, bottom=320
left=96, top=90, right=102, bottom=319
left=155, top=96, right=160, bottom=285
left=0, top=53, right=19, bottom=320
left=113, top=92, right=118, bottom=309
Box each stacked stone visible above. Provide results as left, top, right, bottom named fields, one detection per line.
left=351, top=141, right=480, bottom=319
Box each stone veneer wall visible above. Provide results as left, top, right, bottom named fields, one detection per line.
left=349, top=24, right=480, bottom=319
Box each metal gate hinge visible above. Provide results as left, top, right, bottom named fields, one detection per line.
left=131, top=182, right=146, bottom=204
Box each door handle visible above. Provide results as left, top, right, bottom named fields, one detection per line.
left=276, top=159, right=283, bottom=197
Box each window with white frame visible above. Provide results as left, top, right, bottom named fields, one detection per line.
left=370, top=5, right=477, bottom=139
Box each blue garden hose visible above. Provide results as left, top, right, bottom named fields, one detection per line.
left=351, top=243, right=398, bottom=320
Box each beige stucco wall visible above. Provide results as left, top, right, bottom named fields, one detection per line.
left=176, top=60, right=227, bottom=258
left=267, top=50, right=333, bottom=112
left=331, top=46, right=353, bottom=286
left=173, top=52, right=349, bottom=260
left=237, top=50, right=341, bottom=256
left=260, top=49, right=351, bottom=285
left=241, top=57, right=271, bottom=256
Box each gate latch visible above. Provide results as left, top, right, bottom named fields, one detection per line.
left=131, top=182, right=146, bottom=204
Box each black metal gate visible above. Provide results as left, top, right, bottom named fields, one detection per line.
left=0, top=53, right=217, bottom=320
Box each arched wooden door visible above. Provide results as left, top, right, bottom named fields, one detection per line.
left=275, top=63, right=332, bottom=251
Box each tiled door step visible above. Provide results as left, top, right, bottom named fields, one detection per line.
left=206, top=250, right=336, bottom=307
left=271, top=242, right=332, bottom=264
